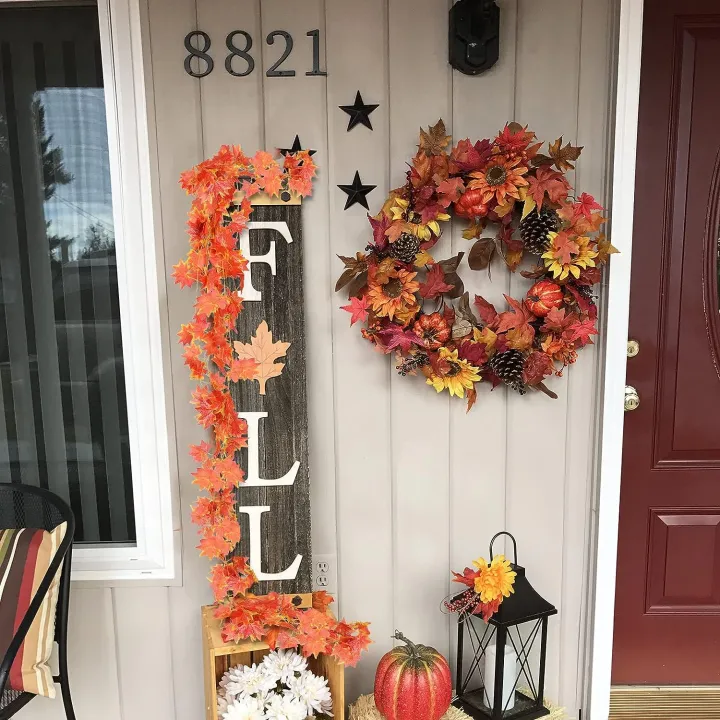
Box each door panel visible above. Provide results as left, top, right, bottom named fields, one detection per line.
left=613, top=1, right=720, bottom=684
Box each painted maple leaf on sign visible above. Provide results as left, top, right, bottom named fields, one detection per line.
left=233, top=320, right=290, bottom=395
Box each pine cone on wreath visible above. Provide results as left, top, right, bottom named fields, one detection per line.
left=389, top=233, right=421, bottom=264
left=488, top=350, right=527, bottom=395
left=519, top=206, right=560, bottom=255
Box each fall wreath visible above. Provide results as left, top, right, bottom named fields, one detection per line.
left=336, top=121, right=616, bottom=410
left=175, top=145, right=370, bottom=666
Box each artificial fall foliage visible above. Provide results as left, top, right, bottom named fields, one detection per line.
left=176, top=144, right=371, bottom=666
left=336, top=121, right=618, bottom=409
left=445, top=554, right=517, bottom=622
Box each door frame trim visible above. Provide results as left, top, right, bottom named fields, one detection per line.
left=587, top=1, right=645, bottom=718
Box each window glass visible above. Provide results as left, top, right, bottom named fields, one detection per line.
left=0, top=4, right=135, bottom=544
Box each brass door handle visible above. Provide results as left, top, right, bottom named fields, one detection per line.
left=624, top=385, right=640, bottom=412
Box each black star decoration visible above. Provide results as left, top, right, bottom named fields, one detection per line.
left=279, top=135, right=316, bottom=157
left=338, top=171, right=376, bottom=211
left=339, top=92, right=379, bottom=131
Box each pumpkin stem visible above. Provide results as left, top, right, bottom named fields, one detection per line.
left=393, top=630, right=419, bottom=656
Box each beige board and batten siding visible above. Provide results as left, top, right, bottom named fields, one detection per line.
left=17, top=1, right=618, bottom=719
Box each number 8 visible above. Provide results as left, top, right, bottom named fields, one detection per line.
left=225, top=31, right=255, bottom=77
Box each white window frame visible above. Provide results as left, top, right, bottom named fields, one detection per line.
left=2, top=0, right=179, bottom=582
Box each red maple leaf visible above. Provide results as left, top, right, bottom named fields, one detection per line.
left=368, top=214, right=391, bottom=252
left=449, top=138, right=493, bottom=173
left=378, top=325, right=424, bottom=353
left=527, top=166, right=570, bottom=207
left=457, top=339, right=488, bottom=367
left=566, top=317, right=598, bottom=346
left=341, top=296, right=371, bottom=326
left=523, top=351, right=555, bottom=386
left=496, top=295, right=535, bottom=334
left=474, top=295, right=499, bottom=327
left=573, top=192, right=603, bottom=220
left=183, top=345, right=205, bottom=380
left=420, top=264, right=454, bottom=299
left=541, top=307, right=573, bottom=333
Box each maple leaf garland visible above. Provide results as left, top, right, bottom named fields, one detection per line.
left=175, top=145, right=370, bottom=666
left=335, top=121, right=615, bottom=407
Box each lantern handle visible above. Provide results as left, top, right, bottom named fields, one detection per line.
left=489, top=531, right=518, bottom=565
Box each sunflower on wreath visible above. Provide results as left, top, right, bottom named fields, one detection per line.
left=336, top=120, right=617, bottom=410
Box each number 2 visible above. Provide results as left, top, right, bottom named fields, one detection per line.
left=266, top=30, right=295, bottom=77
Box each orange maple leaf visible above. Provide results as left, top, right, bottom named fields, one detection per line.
left=233, top=321, right=291, bottom=395
left=228, top=358, right=261, bottom=383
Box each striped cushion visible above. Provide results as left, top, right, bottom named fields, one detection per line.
left=0, top=524, right=67, bottom=698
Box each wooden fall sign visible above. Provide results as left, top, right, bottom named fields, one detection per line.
left=230, top=194, right=312, bottom=596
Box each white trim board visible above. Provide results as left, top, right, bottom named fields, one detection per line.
left=587, top=0, right=644, bottom=717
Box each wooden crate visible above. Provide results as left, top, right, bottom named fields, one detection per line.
left=202, top=604, right=346, bottom=720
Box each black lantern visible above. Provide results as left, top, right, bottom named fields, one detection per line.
left=453, top=533, right=557, bottom=719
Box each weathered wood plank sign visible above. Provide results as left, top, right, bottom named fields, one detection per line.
left=229, top=196, right=311, bottom=595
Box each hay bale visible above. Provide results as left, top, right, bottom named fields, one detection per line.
left=348, top=695, right=471, bottom=720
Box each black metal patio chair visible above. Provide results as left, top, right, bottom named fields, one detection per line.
left=0, top=484, right=76, bottom=720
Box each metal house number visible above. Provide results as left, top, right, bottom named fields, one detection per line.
left=183, top=29, right=327, bottom=78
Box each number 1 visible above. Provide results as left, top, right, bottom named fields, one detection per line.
left=306, top=30, right=327, bottom=77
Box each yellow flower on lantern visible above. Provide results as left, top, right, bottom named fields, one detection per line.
left=472, top=555, right=517, bottom=604
left=425, top=348, right=481, bottom=398
left=542, top=232, right=598, bottom=281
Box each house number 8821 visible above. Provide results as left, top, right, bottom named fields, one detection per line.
left=183, top=29, right=327, bottom=78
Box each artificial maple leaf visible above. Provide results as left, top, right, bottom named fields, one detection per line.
left=189, top=440, right=213, bottom=464
left=368, top=215, right=391, bottom=252
left=496, top=295, right=536, bottom=347
left=567, top=317, right=598, bottom=346
left=523, top=350, right=555, bottom=386
left=595, top=234, right=619, bottom=265
left=573, top=192, right=603, bottom=220
left=379, top=326, right=424, bottom=354
left=183, top=345, right=206, bottom=380
left=419, top=264, right=454, bottom=299
left=506, top=326, right=534, bottom=351
left=418, top=119, right=452, bottom=156
left=541, top=307, right=572, bottom=333
left=449, top=137, right=493, bottom=173
left=457, top=339, right=488, bottom=367
left=550, top=232, right=580, bottom=265
left=234, top=321, right=291, bottom=395
left=466, top=386, right=478, bottom=413
left=463, top=220, right=486, bottom=240
left=526, top=166, right=571, bottom=209
left=473, top=296, right=499, bottom=328
left=436, top=177, right=465, bottom=207
left=548, top=137, right=583, bottom=172
left=227, top=358, right=261, bottom=383
left=341, top=296, right=371, bottom=326
left=172, top=259, right=198, bottom=288
left=195, top=289, right=229, bottom=318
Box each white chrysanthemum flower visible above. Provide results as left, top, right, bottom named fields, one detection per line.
left=221, top=696, right=265, bottom=720
left=220, top=666, right=246, bottom=697
left=261, top=648, right=308, bottom=685
left=224, top=663, right=278, bottom=700
left=217, top=694, right=229, bottom=717
left=286, top=672, right=333, bottom=716
left=263, top=693, right=308, bottom=720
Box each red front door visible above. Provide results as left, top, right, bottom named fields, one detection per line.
left=613, top=0, right=720, bottom=684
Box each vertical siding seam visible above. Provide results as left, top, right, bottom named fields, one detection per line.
left=193, top=0, right=206, bottom=155
left=319, top=0, right=344, bottom=615
left=110, top=588, right=126, bottom=720
left=561, top=0, right=587, bottom=705
left=257, top=0, right=266, bottom=149
left=385, top=0, right=397, bottom=644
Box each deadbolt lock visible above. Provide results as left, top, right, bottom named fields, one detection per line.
left=627, top=340, right=640, bottom=358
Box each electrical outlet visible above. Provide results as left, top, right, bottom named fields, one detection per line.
left=312, top=554, right=337, bottom=595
